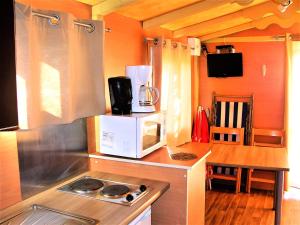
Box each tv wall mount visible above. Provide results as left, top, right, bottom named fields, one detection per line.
left=216, top=45, right=235, bottom=54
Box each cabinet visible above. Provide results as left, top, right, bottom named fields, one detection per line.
left=0, top=0, right=18, bottom=131
left=128, top=206, right=151, bottom=225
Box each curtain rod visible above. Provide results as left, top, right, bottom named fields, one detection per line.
left=74, top=20, right=95, bottom=33
left=273, top=34, right=300, bottom=40
left=145, top=37, right=188, bottom=48
left=32, top=11, right=112, bottom=33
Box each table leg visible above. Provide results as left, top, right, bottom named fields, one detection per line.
left=273, top=172, right=278, bottom=210
left=274, top=171, right=284, bottom=225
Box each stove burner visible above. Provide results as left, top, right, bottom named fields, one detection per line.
left=100, top=184, right=130, bottom=198
left=70, top=178, right=104, bottom=194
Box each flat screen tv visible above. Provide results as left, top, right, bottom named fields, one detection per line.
left=207, top=53, right=243, bottom=77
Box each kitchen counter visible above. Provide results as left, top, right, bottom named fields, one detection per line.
left=89, top=142, right=211, bottom=170
left=89, top=142, right=211, bottom=225
left=0, top=171, right=169, bottom=225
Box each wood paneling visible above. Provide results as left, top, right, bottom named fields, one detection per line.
left=143, top=0, right=235, bottom=29
left=115, top=0, right=200, bottom=21
left=77, top=0, right=300, bottom=39
left=161, top=0, right=268, bottom=31
left=200, top=12, right=300, bottom=41
left=171, top=0, right=281, bottom=38
left=231, top=23, right=300, bottom=37
left=76, top=0, right=105, bottom=5
left=0, top=132, right=21, bottom=209
left=92, top=0, right=137, bottom=18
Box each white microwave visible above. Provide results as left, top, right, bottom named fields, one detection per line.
left=100, top=112, right=166, bottom=158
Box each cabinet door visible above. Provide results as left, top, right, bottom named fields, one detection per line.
left=0, top=0, right=18, bottom=131
left=128, top=206, right=151, bottom=225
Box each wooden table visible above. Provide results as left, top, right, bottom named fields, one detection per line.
left=206, top=144, right=289, bottom=225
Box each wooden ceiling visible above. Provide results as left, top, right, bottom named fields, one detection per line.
left=76, top=0, right=300, bottom=40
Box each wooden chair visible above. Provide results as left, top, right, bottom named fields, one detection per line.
left=207, top=126, right=244, bottom=193
left=246, top=128, right=285, bottom=193
left=210, top=92, right=253, bottom=145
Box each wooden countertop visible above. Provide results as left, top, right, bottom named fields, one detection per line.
left=89, top=142, right=211, bottom=170
left=207, top=144, right=289, bottom=171
left=0, top=171, right=169, bottom=225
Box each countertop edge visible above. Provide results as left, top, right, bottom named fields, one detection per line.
left=89, top=151, right=211, bottom=170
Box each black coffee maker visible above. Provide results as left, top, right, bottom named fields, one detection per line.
left=108, top=76, right=132, bottom=115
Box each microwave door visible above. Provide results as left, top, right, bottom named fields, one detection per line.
left=143, top=121, right=161, bottom=149
left=137, top=115, right=163, bottom=158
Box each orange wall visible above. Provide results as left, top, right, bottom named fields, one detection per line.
left=103, top=13, right=145, bottom=76
left=199, top=42, right=285, bottom=129
left=16, top=0, right=91, bottom=19
left=199, top=25, right=300, bottom=129
left=0, top=132, right=21, bottom=209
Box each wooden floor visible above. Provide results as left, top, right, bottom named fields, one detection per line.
left=205, top=188, right=300, bottom=225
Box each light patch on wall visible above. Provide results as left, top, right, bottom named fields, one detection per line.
left=262, top=64, right=267, bottom=77
left=262, top=12, right=274, bottom=18
left=40, top=62, right=62, bottom=118
left=17, top=75, right=28, bottom=128
left=288, top=41, right=300, bottom=188
left=284, top=187, right=300, bottom=200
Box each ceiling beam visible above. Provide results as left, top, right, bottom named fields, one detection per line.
left=200, top=12, right=300, bottom=41
left=172, top=1, right=282, bottom=38
left=76, top=0, right=105, bottom=5
left=204, top=35, right=286, bottom=43
left=92, top=0, right=138, bottom=19
left=143, top=0, right=236, bottom=29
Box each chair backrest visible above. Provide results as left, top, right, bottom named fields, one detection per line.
left=210, top=126, right=244, bottom=145
left=251, top=128, right=284, bottom=147
left=211, top=92, right=253, bottom=145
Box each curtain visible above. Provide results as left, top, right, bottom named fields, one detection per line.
left=191, top=56, right=200, bottom=123
left=161, top=40, right=192, bottom=147
left=146, top=38, right=162, bottom=111
left=285, top=34, right=300, bottom=188
left=15, top=3, right=105, bottom=129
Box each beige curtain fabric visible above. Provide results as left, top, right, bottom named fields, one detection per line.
left=15, top=3, right=105, bottom=129
left=147, top=38, right=163, bottom=111
left=161, top=39, right=192, bottom=147
left=285, top=34, right=300, bottom=188
left=70, top=19, right=105, bottom=120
